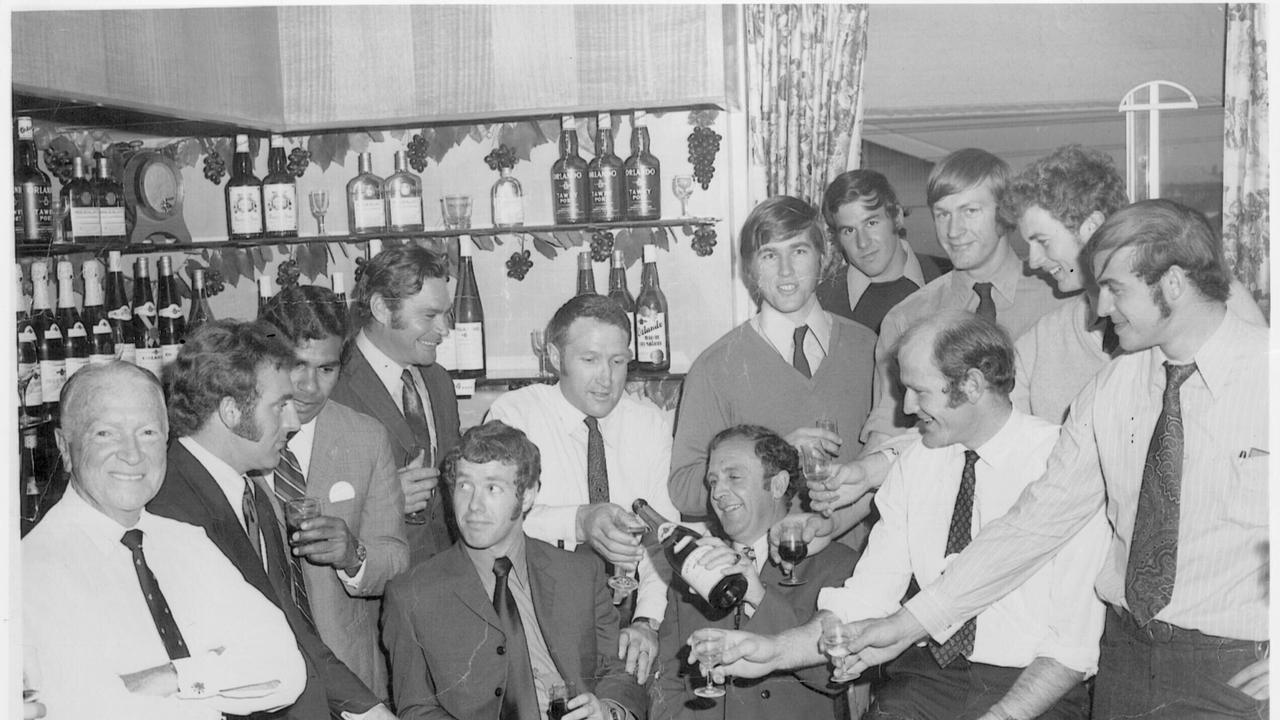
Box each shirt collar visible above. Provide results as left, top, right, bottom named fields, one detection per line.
left=1147, top=309, right=1239, bottom=400
left=755, top=301, right=832, bottom=357
left=356, top=329, right=409, bottom=392
left=969, top=406, right=1023, bottom=472
left=465, top=531, right=531, bottom=591
left=846, top=239, right=929, bottom=299
left=948, top=243, right=1023, bottom=305
left=179, top=435, right=254, bottom=499
left=58, top=482, right=149, bottom=555
left=550, top=381, right=616, bottom=438
left=289, top=417, right=318, bottom=453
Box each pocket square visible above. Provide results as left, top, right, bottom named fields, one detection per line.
left=329, top=481, right=356, bottom=503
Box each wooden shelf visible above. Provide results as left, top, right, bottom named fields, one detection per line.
left=474, top=371, right=685, bottom=389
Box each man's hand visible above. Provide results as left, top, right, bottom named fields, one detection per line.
left=619, top=622, right=658, bottom=682
left=808, top=461, right=873, bottom=517
left=562, top=691, right=608, bottom=720
left=398, top=458, right=439, bottom=515
left=785, top=426, right=841, bottom=459
left=577, top=504, right=645, bottom=565
left=1229, top=655, right=1269, bottom=700
left=119, top=663, right=179, bottom=697
left=687, top=628, right=781, bottom=680
left=767, top=513, right=835, bottom=565
left=688, top=537, right=765, bottom=608
left=291, top=515, right=360, bottom=569
left=833, top=610, right=928, bottom=682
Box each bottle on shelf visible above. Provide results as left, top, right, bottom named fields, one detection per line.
left=385, top=150, right=424, bottom=232
left=20, top=424, right=41, bottom=524
left=156, top=256, right=185, bottom=366
left=348, top=152, right=386, bottom=235
left=491, top=167, right=524, bottom=228
left=187, top=268, right=213, bottom=333
left=632, top=499, right=749, bottom=610
left=82, top=259, right=115, bottom=365
left=576, top=251, right=597, bottom=296
left=624, top=111, right=662, bottom=221
left=55, top=261, right=89, bottom=383
left=635, top=244, right=671, bottom=372
left=226, top=133, right=264, bottom=240
left=61, top=156, right=100, bottom=242
left=607, top=249, right=638, bottom=369
left=257, top=275, right=274, bottom=318
left=588, top=112, right=625, bottom=223
left=452, top=237, right=486, bottom=379
left=16, top=264, right=44, bottom=421
left=331, top=272, right=348, bottom=320
left=14, top=116, right=54, bottom=242
left=94, top=156, right=127, bottom=243
left=30, top=260, right=66, bottom=419
left=262, top=134, right=298, bottom=238
left=104, top=251, right=137, bottom=364
left=132, top=258, right=164, bottom=379
left=551, top=115, right=590, bottom=224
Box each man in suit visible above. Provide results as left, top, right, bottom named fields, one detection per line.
left=149, top=320, right=393, bottom=720
left=652, top=425, right=859, bottom=720
left=383, top=421, right=646, bottom=720
left=331, top=244, right=461, bottom=565
left=262, top=284, right=410, bottom=699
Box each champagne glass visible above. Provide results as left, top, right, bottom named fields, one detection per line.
left=404, top=445, right=432, bottom=525
left=692, top=632, right=727, bottom=698
left=801, top=447, right=833, bottom=489
left=607, top=522, right=647, bottom=595
left=530, top=329, right=549, bottom=378
left=548, top=682, right=575, bottom=720
left=776, top=523, right=809, bottom=586
left=672, top=175, right=694, bottom=217
left=819, top=614, right=855, bottom=660
left=815, top=416, right=839, bottom=438
left=308, top=190, right=330, bottom=235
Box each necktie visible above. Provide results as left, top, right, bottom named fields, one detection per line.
left=121, top=529, right=191, bottom=661
left=273, top=447, right=314, bottom=628
left=401, top=368, right=432, bottom=450
left=930, top=449, right=979, bottom=667
left=1126, top=361, right=1198, bottom=625
left=242, top=476, right=262, bottom=560
left=493, top=556, right=539, bottom=720
left=973, top=282, right=996, bottom=322
left=792, top=325, right=812, bottom=379
left=584, top=416, right=610, bottom=505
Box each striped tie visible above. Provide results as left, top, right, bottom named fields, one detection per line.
left=273, top=446, right=315, bottom=628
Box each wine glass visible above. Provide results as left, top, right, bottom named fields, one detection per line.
left=530, top=329, right=550, bottom=378
left=17, top=364, right=39, bottom=427
left=815, top=416, right=839, bottom=438
left=403, top=445, right=432, bottom=525
left=801, top=447, right=833, bottom=489
left=672, top=175, right=694, bottom=217
left=776, top=523, right=809, bottom=586
left=691, top=632, right=727, bottom=698
left=308, top=190, right=330, bottom=235
left=819, top=614, right=854, bottom=660
left=607, top=522, right=647, bottom=596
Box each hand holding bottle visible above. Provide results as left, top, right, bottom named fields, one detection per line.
left=686, top=536, right=764, bottom=608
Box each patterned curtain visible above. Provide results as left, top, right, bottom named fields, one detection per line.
left=1222, top=4, right=1269, bottom=313
left=744, top=4, right=870, bottom=206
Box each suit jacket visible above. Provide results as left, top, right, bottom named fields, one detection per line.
left=651, top=543, right=861, bottom=720
left=331, top=343, right=461, bottom=566
left=265, top=400, right=409, bottom=700
left=382, top=537, right=647, bottom=720
left=149, top=441, right=382, bottom=719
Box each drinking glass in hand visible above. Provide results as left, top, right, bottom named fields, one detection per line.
left=801, top=447, right=833, bottom=489
left=284, top=497, right=321, bottom=544
left=607, top=523, right=647, bottom=595
left=691, top=633, right=727, bottom=698
left=548, top=682, right=575, bottom=720
left=308, top=190, right=330, bottom=235
left=777, top=523, right=808, bottom=586
left=404, top=445, right=432, bottom=525
left=819, top=614, right=854, bottom=660
left=816, top=417, right=838, bottom=439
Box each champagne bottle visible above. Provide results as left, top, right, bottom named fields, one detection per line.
left=61, top=156, right=100, bottom=242
left=348, top=152, right=386, bottom=235
left=14, top=116, right=53, bottom=242
left=588, top=113, right=625, bottom=223
left=156, top=256, right=185, bottom=366
left=16, top=264, right=43, bottom=419
left=30, top=260, right=66, bottom=417
left=226, top=134, right=264, bottom=239
left=257, top=275, right=273, bottom=318
left=331, top=272, right=348, bottom=320
left=20, top=425, right=41, bottom=524
left=607, top=249, right=637, bottom=369
left=632, top=499, right=749, bottom=610
left=635, top=245, right=670, bottom=372
left=82, top=259, right=115, bottom=365
left=385, top=150, right=424, bottom=232
left=624, top=111, right=661, bottom=221
left=576, top=251, right=597, bottom=296
left=551, top=115, right=589, bottom=224
left=104, top=250, right=137, bottom=364
left=55, top=261, right=89, bottom=383
left=452, top=237, right=485, bottom=379
left=262, top=134, right=298, bottom=238
left=132, top=258, right=163, bottom=379
left=94, top=156, right=127, bottom=243
left=187, top=268, right=213, bottom=332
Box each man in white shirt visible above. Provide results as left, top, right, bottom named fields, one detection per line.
left=24, top=361, right=306, bottom=720
left=488, top=293, right=675, bottom=681
left=689, top=310, right=1109, bottom=720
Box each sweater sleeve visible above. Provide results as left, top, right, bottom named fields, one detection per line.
left=668, top=359, right=728, bottom=516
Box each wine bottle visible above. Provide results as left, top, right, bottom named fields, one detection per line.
left=588, top=113, right=625, bottom=223
left=132, top=258, right=164, bottom=379
left=632, top=499, right=749, bottom=609
left=634, top=245, right=670, bottom=372
left=607, top=249, right=638, bottom=369
left=156, top=256, right=185, bottom=366
left=14, top=116, right=53, bottom=242
left=104, top=250, right=137, bottom=364
left=452, top=237, right=486, bottom=379
left=83, top=259, right=115, bottom=365
left=187, top=268, right=213, bottom=332
left=262, top=134, right=298, bottom=238
left=331, top=272, right=348, bottom=320
left=551, top=115, right=589, bottom=224
left=55, top=261, right=89, bottom=383
left=257, top=275, right=274, bottom=318
left=348, top=152, right=386, bottom=235
left=16, top=264, right=44, bottom=419
left=576, top=251, right=597, bottom=296
left=385, top=150, right=424, bottom=232
left=61, top=156, right=100, bottom=242
left=226, top=133, right=264, bottom=240
left=94, top=156, right=127, bottom=243
left=624, top=111, right=662, bottom=221
left=30, top=260, right=66, bottom=418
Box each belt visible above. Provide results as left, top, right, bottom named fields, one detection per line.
left=1108, top=604, right=1268, bottom=649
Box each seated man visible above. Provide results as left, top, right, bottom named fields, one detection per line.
left=383, top=421, right=646, bottom=720
left=24, top=362, right=306, bottom=719
left=690, top=311, right=1110, bottom=720
left=651, top=425, right=859, bottom=720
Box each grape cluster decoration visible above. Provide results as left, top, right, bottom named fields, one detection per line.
left=407, top=134, right=430, bottom=172
left=287, top=147, right=311, bottom=178
left=276, top=258, right=301, bottom=290
left=687, top=126, right=721, bottom=190
left=42, top=149, right=75, bottom=184
left=506, top=249, right=534, bottom=281
left=203, top=267, right=227, bottom=296
left=691, top=227, right=718, bottom=257
left=203, top=152, right=227, bottom=184
left=484, top=144, right=519, bottom=172
left=589, top=230, right=615, bottom=262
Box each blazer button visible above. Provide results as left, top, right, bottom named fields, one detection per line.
left=497, top=645, right=506, bottom=655
left=759, top=689, right=771, bottom=699
left=494, top=688, right=503, bottom=697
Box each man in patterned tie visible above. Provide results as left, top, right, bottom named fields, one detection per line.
left=689, top=311, right=1110, bottom=720
left=841, top=200, right=1270, bottom=719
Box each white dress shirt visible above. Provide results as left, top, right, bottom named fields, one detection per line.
left=752, top=301, right=832, bottom=374
left=179, top=436, right=271, bottom=574
left=356, top=330, right=439, bottom=459
left=487, top=383, right=677, bottom=622
left=819, top=409, right=1110, bottom=674
left=23, top=487, right=306, bottom=719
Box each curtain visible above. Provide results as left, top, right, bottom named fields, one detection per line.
left=1221, top=3, right=1269, bottom=313
left=744, top=4, right=870, bottom=207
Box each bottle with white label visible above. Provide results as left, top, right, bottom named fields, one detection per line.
left=61, top=156, right=101, bottom=242
left=347, top=152, right=386, bottom=235
left=624, top=110, right=661, bottom=221
left=16, top=264, right=43, bottom=418
left=634, top=244, right=671, bottom=372
left=262, top=134, right=298, bottom=238
left=452, top=236, right=486, bottom=379
left=607, top=249, right=637, bottom=370
left=257, top=275, right=274, bottom=318
left=94, top=157, right=127, bottom=243
left=82, top=259, right=115, bottom=365
left=29, top=260, right=66, bottom=417
left=55, top=261, right=89, bottom=383
left=331, top=272, right=349, bottom=320
left=226, top=134, right=264, bottom=239
left=632, top=499, right=748, bottom=610
left=156, top=256, right=185, bottom=366
left=588, top=113, right=625, bottom=223
left=385, top=151, right=424, bottom=232
left=104, top=251, right=137, bottom=364
left=132, top=258, right=164, bottom=379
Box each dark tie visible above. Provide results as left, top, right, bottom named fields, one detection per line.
left=973, top=282, right=996, bottom=322
left=273, top=447, right=315, bottom=628
left=584, top=416, right=610, bottom=505
left=930, top=449, right=979, bottom=667
left=251, top=473, right=316, bottom=629
left=121, top=529, right=191, bottom=661
left=242, top=477, right=262, bottom=560
left=401, top=368, right=432, bottom=449
left=792, top=325, right=812, bottom=379
left=493, top=556, right=539, bottom=720
left=1126, top=361, right=1198, bottom=625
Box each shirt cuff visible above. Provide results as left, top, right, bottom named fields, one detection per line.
left=603, top=699, right=635, bottom=720
left=338, top=558, right=367, bottom=587
left=172, top=655, right=223, bottom=699
left=340, top=702, right=392, bottom=720
left=903, top=589, right=962, bottom=642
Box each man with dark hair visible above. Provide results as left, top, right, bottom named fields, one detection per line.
left=651, top=425, right=858, bottom=720
left=691, top=311, right=1109, bottom=720
left=383, top=421, right=646, bottom=720
left=330, top=244, right=462, bottom=565
left=260, top=285, right=409, bottom=698
left=487, top=294, right=678, bottom=681
left=817, top=169, right=941, bottom=333
left=150, top=320, right=392, bottom=720
left=843, top=200, right=1270, bottom=719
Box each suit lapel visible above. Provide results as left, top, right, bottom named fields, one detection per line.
left=346, top=347, right=417, bottom=460
left=444, top=544, right=503, bottom=631
left=308, top=402, right=343, bottom=489
left=527, top=540, right=576, bottom=683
